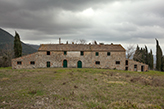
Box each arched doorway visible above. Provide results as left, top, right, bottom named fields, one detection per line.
left=77, top=61, right=82, bottom=68
left=63, top=60, right=67, bottom=68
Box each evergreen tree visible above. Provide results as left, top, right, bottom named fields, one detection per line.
left=156, top=39, right=162, bottom=71
left=145, top=46, right=149, bottom=64
left=148, top=49, right=154, bottom=70
left=133, top=45, right=140, bottom=62
left=14, top=31, right=22, bottom=58
left=161, top=56, right=164, bottom=71
left=140, top=48, right=145, bottom=63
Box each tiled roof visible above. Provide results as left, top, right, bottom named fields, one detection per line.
left=38, top=44, right=126, bottom=52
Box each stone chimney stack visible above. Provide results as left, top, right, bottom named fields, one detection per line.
left=59, top=38, right=61, bottom=44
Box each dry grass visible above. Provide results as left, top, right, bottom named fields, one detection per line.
left=0, top=68, right=164, bottom=108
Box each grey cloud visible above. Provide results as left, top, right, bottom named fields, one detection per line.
left=0, top=0, right=164, bottom=52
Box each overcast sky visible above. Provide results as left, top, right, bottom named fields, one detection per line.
left=0, top=0, right=164, bottom=54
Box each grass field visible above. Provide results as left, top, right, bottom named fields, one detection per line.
left=0, top=68, right=164, bottom=108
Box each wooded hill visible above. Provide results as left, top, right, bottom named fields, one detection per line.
left=0, top=28, right=37, bottom=55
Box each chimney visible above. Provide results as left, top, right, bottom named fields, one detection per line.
left=59, top=38, right=61, bottom=44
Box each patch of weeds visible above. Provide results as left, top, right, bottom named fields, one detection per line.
left=86, top=101, right=100, bottom=108
left=94, top=78, right=97, bottom=81
left=28, top=90, right=44, bottom=96
left=54, top=71, right=58, bottom=73
left=126, top=74, right=130, bottom=78
left=28, top=90, right=37, bottom=95
left=111, top=101, right=161, bottom=109
left=74, top=85, right=78, bottom=88
left=86, top=101, right=107, bottom=109
left=160, top=104, right=164, bottom=109
left=130, top=76, right=164, bottom=87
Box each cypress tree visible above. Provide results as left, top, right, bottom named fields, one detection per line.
left=14, top=31, right=22, bottom=58
left=156, top=39, right=162, bottom=71
left=149, top=49, right=154, bottom=70
left=161, top=56, right=164, bottom=71
left=133, top=45, right=140, bottom=62
left=145, top=46, right=149, bottom=64
left=140, top=48, right=145, bottom=63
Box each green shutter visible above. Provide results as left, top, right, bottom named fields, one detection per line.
left=47, top=61, right=50, bottom=68
left=95, top=52, right=99, bottom=56
left=77, top=61, right=82, bottom=68
left=81, top=51, right=84, bottom=56
left=64, top=51, right=67, bottom=55
left=63, top=60, right=67, bottom=68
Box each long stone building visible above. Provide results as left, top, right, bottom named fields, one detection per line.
left=12, top=43, right=148, bottom=71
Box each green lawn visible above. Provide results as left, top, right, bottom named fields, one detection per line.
left=0, top=68, right=164, bottom=108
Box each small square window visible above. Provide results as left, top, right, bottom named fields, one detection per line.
left=95, top=52, right=99, bottom=56
left=116, top=61, right=120, bottom=64
left=30, top=61, right=35, bottom=65
left=81, top=51, right=84, bottom=56
left=107, top=52, right=111, bottom=56
left=17, top=61, right=22, bottom=65
left=47, top=51, right=50, bottom=55
left=95, top=61, right=100, bottom=65
left=64, top=51, right=67, bottom=55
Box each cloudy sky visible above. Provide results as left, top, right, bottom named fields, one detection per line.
left=0, top=0, right=164, bottom=54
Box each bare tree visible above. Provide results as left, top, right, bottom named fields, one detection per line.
left=72, top=39, right=86, bottom=44
left=0, top=44, right=14, bottom=67
left=126, top=44, right=135, bottom=59
left=79, top=39, right=86, bottom=44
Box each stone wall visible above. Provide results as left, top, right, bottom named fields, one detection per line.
left=12, top=51, right=126, bottom=70
left=12, top=53, right=39, bottom=69
left=125, top=59, right=148, bottom=72
left=12, top=51, right=148, bottom=72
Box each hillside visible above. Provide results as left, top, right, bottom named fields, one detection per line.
left=0, top=68, right=164, bottom=108
left=27, top=44, right=40, bottom=50
left=0, top=28, right=37, bottom=55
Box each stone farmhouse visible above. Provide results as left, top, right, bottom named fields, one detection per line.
left=12, top=42, right=148, bottom=71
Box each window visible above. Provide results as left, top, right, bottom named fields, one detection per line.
left=116, top=61, right=120, bottom=65
left=95, top=52, right=99, bottom=56
left=64, top=51, right=67, bottom=55
left=47, top=51, right=50, bottom=55
left=30, top=61, right=35, bottom=65
left=107, top=52, right=111, bottom=56
left=95, top=61, right=100, bottom=65
left=134, top=65, right=137, bottom=68
left=81, top=51, right=84, bottom=56
left=17, top=61, right=22, bottom=65
left=125, top=67, right=128, bottom=70
left=126, top=60, right=128, bottom=65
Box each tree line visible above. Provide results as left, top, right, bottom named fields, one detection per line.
left=133, top=45, right=154, bottom=70
left=133, top=39, right=164, bottom=71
